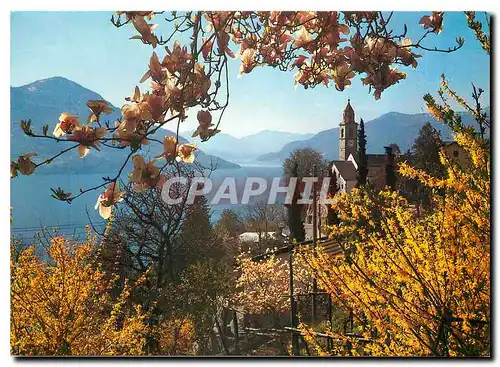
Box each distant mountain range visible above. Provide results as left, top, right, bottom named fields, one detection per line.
left=11, top=77, right=487, bottom=174
left=10, top=77, right=240, bottom=174
left=257, top=110, right=488, bottom=162
left=182, top=129, right=314, bottom=162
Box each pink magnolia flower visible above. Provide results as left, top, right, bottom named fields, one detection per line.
left=239, top=48, right=258, bottom=77
left=332, top=63, right=355, bottom=91
left=419, top=12, right=444, bottom=34
left=121, top=103, right=143, bottom=122
left=396, top=38, right=420, bottom=68
left=87, top=100, right=113, bottom=123
left=143, top=94, right=166, bottom=122
left=15, top=153, right=37, bottom=176
left=130, top=155, right=166, bottom=192
left=293, top=26, right=312, bottom=48
left=95, top=182, right=124, bottom=220
left=131, top=15, right=158, bottom=48
left=68, top=125, right=107, bottom=158
left=160, top=136, right=178, bottom=161
left=177, top=143, right=197, bottom=163
left=114, top=119, right=150, bottom=148
left=53, top=113, right=79, bottom=137
left=192, top=110, right=220, bottom=140
left=181, top=63, right=212, bottom=106
left=163, top=40, right=192, bottom=74
left=201, top=38, right=213, bottom=60
left=140, top=52, right=164, bottom=83
left=216, top=31, right=235, bottom=58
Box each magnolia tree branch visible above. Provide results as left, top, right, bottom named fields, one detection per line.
left=11, top=11, right=465, bottom=220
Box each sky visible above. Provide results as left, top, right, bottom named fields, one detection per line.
left=11, top=11, right=490, bottom=138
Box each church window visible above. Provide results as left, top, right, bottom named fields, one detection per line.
left=341, top=128, right=344, bottom=138
left=453, top=150, right=459, bottom=158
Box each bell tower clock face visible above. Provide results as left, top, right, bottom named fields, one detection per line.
left=348, top=140, right=354, bottom=147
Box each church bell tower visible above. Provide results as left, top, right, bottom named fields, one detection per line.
left=339, top=99, right=358, bottom=161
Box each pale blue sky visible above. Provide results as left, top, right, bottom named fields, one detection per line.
left=11, top=11, right=490, bottom=137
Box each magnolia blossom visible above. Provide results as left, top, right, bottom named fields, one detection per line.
left=69, top=125, right=107, bottom=158
left=130, top=155, right=166, bottom=192
left=140, top=52, right=164, bottom=83
left=332, top=63, right=355, bottom=91
left=419, top=12, right=444, bottom=34
left=216, top=31, right=235, bottom=58
left=163, top=40, right=192, bottom=74
left=12, top=153, right=37, bottom=176
left=180, top=63, right=211, bottom=107
left=293, top=26, right=312, bottom=48
left=53, top=113, right=79, bottom=137
left=362, top=67, right=406, bottom=100
left=114, top=119, right=150, bottom=147
left=143, top=94, right=166, bottom=122
left=131, top=15, right=158, bottom=48
left=239, top=48, right=257, bottom=77
left=177, top=143, right=197, bottom=164
left=201, top=38, right=213, bottom=60
left=192, top=110, right=219, bottom=140
left=164, top=77, right=184, bottom=114
left=95, top=182, right=124, bottom=219
left=87, top=100, right=113, bottom=122
left=397, top=38, right=420, bottom=68
left=121, top=103, right=144, bottom=122
left=161, top=136, right=177, bottom=161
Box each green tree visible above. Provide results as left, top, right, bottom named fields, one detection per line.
left=177, top=196, right=224, bottom=267
left=327, top=164, right=340, bottom=226
left=214, top=209, right=244, bottom=241
left=286, top=162, right=305, bottom=243
left=412, top=122, right=445, bottom=177
left=384, top=146, right=397, bottom=190
left=356, top=118, right=368, bottom=186
left=407, top=122, right=445, bottom=208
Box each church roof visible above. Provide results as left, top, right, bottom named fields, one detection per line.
left=343, top=99, right=355, bottom=122
left=332, top=160, right=357, bottom=181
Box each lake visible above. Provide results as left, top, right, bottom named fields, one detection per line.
left=10, top=163, right=284, bottom=242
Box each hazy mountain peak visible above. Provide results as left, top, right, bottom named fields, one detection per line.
left=14, top=77, right=107, bottom=109
left=11, top=76, right=240, bottom=171
left=20, top=76, right=90, bottom=91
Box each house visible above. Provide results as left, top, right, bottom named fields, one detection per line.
left=442, top=140, right=468, bottom=167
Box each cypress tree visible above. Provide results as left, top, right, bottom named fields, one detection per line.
left=327, top=165, right=340, bottom=226
left=287, top=162, right=305, bottom=243
left=384, top=146, right=397, bottom=190
left=356, top=118, right=368, bottom=186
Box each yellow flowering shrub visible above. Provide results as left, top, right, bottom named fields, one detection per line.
left=11, top=235, right=150, bottom=356
left=152, top=316, right=197, bottom=355
left=299, top=90, right=490, bottom=356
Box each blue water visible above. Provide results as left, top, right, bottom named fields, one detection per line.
left=10, top=163, right=283, bottom=242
